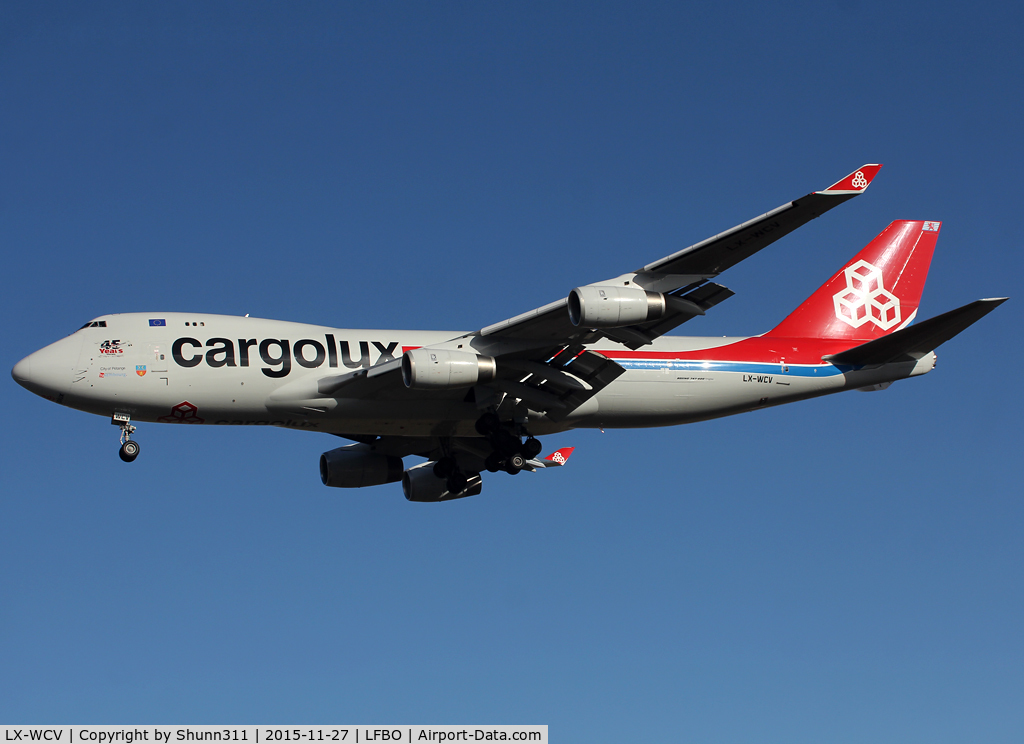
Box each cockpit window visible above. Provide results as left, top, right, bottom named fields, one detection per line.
left=78, top=320, right=107, bottom=329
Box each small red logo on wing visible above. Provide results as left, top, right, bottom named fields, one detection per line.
left=545, top=447, right=575, bottom=465
left=824, top=164, right=882, bottom=192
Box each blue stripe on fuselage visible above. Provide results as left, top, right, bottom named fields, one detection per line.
left=609, top=359, right=844, bottom=377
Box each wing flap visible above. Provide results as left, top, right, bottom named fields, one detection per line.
left=488, top=348, right=625, bottom=419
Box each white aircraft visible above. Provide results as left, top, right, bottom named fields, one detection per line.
left=12, top=165, right=1006, bottom=501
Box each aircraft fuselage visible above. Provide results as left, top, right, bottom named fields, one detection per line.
left=13, top=312, right=934, bottom=438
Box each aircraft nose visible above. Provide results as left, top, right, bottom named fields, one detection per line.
left=12, top=336, right=81, bottom=400
left=12, top=355, right=32, bottom=385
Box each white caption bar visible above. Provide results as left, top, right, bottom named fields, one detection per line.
left=0, top=728, right=547, bottom=744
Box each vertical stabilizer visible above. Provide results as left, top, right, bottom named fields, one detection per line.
left=767, top=220, right=940, bottom=340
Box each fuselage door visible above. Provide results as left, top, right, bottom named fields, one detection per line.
left=143, top=342, right=170, bottom=385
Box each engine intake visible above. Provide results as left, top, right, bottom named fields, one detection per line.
left=567, top=286, right=666, bottom=328
left=402, top=462, right=483, bottom=502
left=320, top=444, right=403, bottom=488
left=402, top=348, right=497, bottom=389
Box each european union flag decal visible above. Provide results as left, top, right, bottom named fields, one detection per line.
left=149, top=319, right=166, bottom=326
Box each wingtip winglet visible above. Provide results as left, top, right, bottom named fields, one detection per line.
left=543, top=447, right=575, bottom=466
left=820, top=163, right=883, bottom=194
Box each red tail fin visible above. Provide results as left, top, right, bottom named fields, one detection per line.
left=767, top=220, right=940, bottom=340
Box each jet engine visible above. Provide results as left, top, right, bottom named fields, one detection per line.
left=567, top=285, right=666, bottom=327
left=402, top=462, right=483, bottom=502
left=320, top=444, right=403, bottom=488
left=402, top=347, right=497, bottom=389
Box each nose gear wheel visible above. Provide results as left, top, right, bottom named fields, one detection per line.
left=119, top=440, right=140, bottom=462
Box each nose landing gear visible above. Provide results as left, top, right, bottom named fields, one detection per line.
left=112, top=412, right=140, bottom=462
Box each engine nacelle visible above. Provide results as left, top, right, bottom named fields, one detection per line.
left=567, top=285, right=666, bottom=328
left=320, top=444, right=403, bottom=488
left=402, top=347, right=497, bottom=389
left=402, top=462, right=483, bottom=502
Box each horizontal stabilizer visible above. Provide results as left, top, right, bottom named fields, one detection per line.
left=823, top=298, right=1008, bottom=365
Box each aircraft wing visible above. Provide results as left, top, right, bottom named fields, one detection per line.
left=334, top=437, right=575, bottom=473
left=316, top=164, right=882, bottom=419
left=477, top=164, right=882, bottom=348
left=637, top=164, right=883, bottom=276
left=314, top=343, right=627, bottom=423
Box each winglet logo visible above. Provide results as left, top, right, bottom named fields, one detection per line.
left=832, top=260, right=901, bottom=330
left=545, top=447, right=574, bottom=465
left=851, top=171, right=868, bottom=189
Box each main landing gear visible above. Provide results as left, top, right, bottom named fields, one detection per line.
left=112, top=412, right=140, bottom=463
left=476, top=412, right=542, bottom=476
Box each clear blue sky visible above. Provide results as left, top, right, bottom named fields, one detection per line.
left=2, top=2, right=1022, bottom=740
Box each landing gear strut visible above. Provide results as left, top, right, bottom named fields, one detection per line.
left=522, top=437, right=542, bottom=458
left=446, top=472, right=469, bottom=494
left=433, top=457, right=457, bottom=479
left=112, top=412, right=140, bottom=463
left=433, top=455, right=474, bottom=494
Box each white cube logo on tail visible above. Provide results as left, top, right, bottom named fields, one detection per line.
left=851, top=171, right=868, bottom=189
left=833, top=259, right=902, bottom=330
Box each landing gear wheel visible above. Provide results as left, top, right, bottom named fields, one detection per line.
left=119, top=440, right=140, bottom=463
left=485, top=452, right=503, bottom=473
left=433, top=457, right=457, bottom=479
left=522, top=437, right=542, bottom=458
left=447, top=472, right=469, bottom=494
left=475, top=412, right=501, bottom=436
left=507, top=453, right=525, bottom=472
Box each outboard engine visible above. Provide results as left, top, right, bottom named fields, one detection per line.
left=320, top=444, right=403, bottom=488
left=567, top=285, right=666, bottom=327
